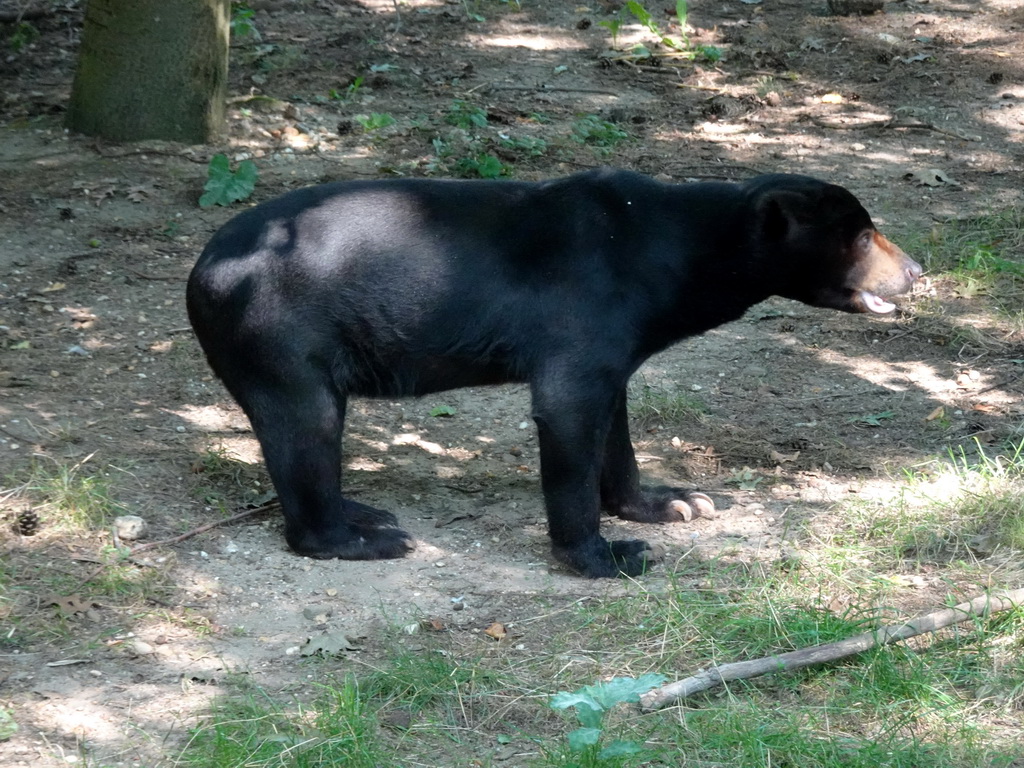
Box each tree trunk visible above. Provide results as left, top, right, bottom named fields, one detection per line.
left=66, top=0, right=230, bottom=143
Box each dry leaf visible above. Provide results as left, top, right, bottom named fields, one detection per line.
left=908, top=169, right=957, bottom=187
left=925, top=406, right=945, bottom=422
left=126, top=186, right=151, bottom=203
left=483, top=622, right=507, bottom=641
left=301, top=631, right=362, bottom=656
left=48, top=594, right=99, bottom=616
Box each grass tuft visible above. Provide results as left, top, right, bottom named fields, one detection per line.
left=26, top=454, right=126, bottom=531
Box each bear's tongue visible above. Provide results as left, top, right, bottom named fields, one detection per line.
left=861, top=291, right=896, bottom=314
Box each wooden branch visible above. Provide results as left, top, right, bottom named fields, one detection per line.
left=640, top=588, right=1024, bottom=712
left=809, top=115, right=980, bottom=141
left=128, top=502, right=278, bottom=555
left=74, top=502, right=278, bottom=590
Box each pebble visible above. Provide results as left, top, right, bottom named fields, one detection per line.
left=130, top=640, right=155, bottom=656
left=114, top=515, right=148, bottom=541
left=303, top=605, right=332, bottom=621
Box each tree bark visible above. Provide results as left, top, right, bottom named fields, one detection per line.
left=66, top=0, right=229, bottom=143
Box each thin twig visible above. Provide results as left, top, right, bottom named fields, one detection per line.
left=125, top=266, right=184, bottom=282
left=640, top=588, right=1024, bottom=711
left=130, top=502, right=278, bottom=555
left=74, top=502, right=278, bottom=590
left=485, top=84, right=622, bottom=97
left=809, top=115, right=979, bottom=141
left=389, top=0, right=402, bottom=37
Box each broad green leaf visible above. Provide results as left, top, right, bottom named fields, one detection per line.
left=676, top=0, right=688, bottom=25
left=576, top=674, right=667, bottom=710
left=600, top=739, right=644, bottom=759
left=199, top=154, right=258, bottom=208
left=567, top=727, right=602, bottom=753
left=0, top=708, right=18, bottom=741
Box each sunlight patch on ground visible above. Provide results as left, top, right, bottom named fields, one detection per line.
left=813, top=347, right=954, bottom=399
left=467, top=31, right=588, bottom=51
left=172, top=404, right=240, bottom=432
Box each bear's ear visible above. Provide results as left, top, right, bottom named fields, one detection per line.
left=756, top=189, right=809, bottom=242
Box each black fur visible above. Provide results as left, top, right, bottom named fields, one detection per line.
left=187, top=169, right=920, bottom=577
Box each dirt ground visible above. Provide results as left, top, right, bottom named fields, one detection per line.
left=1, top=0, right=1023, bottom=765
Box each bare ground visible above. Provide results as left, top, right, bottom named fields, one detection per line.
left=1, top=0, right=1023, bottom=765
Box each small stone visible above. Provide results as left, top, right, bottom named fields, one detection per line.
left=303, top=605, right=333, bottom=621
left=130, top=640, right=155, bottom=656
left=114, top=515, right=149, bottom=541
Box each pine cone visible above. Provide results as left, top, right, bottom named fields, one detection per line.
left=15, top=508, right=41, bottom=537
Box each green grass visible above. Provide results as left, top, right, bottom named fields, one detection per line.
left=360, top=646, right=504, bottom=713
left=171, top=506, right=1024, bottom=768
left=629, top=379, right=707, bottom=428
left=821, top=437, right=1024, bottom=565
left=570, top=114, right=629, bottom=154
left=181, top=680, right=387, bottom=768
left=189, top=444, right=267, bottom=505
left=913, top=207, right=1024, bottom=324
left=26, top=455, right=126, bottom=531
left=175, top=567, right=1024, bottom=768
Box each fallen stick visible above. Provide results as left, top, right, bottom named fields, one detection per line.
left=127, top=502, right=278, bottom=555
left=640, top=588, right=1024, bottom=712
left=74, top=501, right=278, bottom=590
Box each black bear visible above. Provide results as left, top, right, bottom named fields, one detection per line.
left=187, top=169, right=921, bottom=577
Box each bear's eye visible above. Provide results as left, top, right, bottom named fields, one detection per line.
left=857, top=231, right=873, bottom=250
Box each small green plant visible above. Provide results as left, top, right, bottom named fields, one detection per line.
left=454, top=152, right=508, bottom=179
left=755, top=75, right=781, bottom=99
left=330, top=76, right=364, bottom=102
left=428, top=136, right=510, bottom=178
left=429, top=405, right=457, bottom=417
left=549, top=675, right=665, bottom=766
left=199, top=154, right=258, bottom=208
left=597, top=17, right=624, bottom=48
left=354, top=112, right=397, bottom=133
left=570, top=115, right=629, bottom=154
left=7, top=21, right=39, bottom=52
left=230, top=3, right=260, bottom=41
left=725, top=466, right=762, bottom=491
left=626, top=0, right=688, bottom=52
left=848, top=410, right=896, bottom=427
left=696, top=44, right=723, bottom=62
left=611, top=2, right=719, bottom=61
left=499, top=134, right=548, bottom=157
left=446, top=99, right=489, bottom=130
